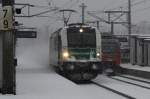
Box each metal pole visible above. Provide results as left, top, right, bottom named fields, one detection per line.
left=28, top=6, right=30, bottom=16
left=128, top=0, right=131, bottom=62
left=80, top=3, right=87, bottom=24
left=96, top=21, right=100, bottom=30
left=2, top=0, right=16, bottom=94
left=128, top=0, right=131, bottom=45
left=111, top=22, right=114, bottom=35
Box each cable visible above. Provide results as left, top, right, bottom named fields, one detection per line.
left=133, top=6, right=150, bottom=13
left=104, top=0, right=149, bottom=12
left=103, top=0, right=128, bottom=11
left=60, top=0, right=74, bottom=8
left=66, top=0, right=80, bottom=9
left=108, top=0, right=144, bottom=11
left=32, top=5, right=53, bottom=9
left=132, top=0, right=150, bottom=13
left=131, top=0, right=147, bottom=7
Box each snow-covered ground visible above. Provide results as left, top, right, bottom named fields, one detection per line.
left=2, top=27, right=150, bottom=99
left=94, top=75, right=150, bottom=99
left=0, top=27, right=126, bottom=99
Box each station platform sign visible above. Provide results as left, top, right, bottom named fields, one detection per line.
left=15, top=30, right=37, bottom=38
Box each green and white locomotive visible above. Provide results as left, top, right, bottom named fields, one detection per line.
left=50, top=23, right=102, bottom=81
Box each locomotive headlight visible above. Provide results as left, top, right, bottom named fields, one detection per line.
left=79, top=28, right=84, bottom=33
left=63, top=52, right=69, bottom=58
left=96, top=52, right=102, bottom=60
left=96, top=53, right=100, bottom=57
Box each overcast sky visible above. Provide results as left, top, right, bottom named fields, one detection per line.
left=15, top=0, right=150, bottom=28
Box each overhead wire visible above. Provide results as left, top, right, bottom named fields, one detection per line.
left=36, top=0, right=73, bottom=20
left=60, top=0, right=74, bottom=9
left=131, top=0, right=150, bottom=13
left=87, top=0, right=128, bottom=15
left=50, top=0, right=150, bottom=25
left=102, top=0, right=127, bottom=11
left=52, top=0, right=80, bottom=24
left=131, top=0, right=147, bottom=7
left=66, top=0, right=80, bottom=9
left=90, top=0, right=150, bottom=15
left=133, top=6, right=150, bottom=13
left=102, top=0, right=149, bottom=12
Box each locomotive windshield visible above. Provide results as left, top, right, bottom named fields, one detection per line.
left=67, top=27, right=96, bottom=48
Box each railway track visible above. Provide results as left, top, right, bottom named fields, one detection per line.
left=91, top=81, right=136, bottom=99
left=109, top=76, right=150, bottom=90
left=116, top=74, right=150, bottom=84
left=61, top=72, right=150, bottom=99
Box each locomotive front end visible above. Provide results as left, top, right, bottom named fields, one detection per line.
left=62, top=48, right=102, bottom=72
left=60, top=24, right=102, bottom=81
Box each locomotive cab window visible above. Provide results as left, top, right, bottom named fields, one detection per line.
left=67, top=27, right=96, bottom=48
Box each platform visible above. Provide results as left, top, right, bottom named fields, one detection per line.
left=118, top=64, right=150, bottom=79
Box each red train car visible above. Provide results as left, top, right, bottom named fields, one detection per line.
left=101, top=34, right=121, bottom=74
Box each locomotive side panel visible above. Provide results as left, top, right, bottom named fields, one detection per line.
left=49, top=36, right=57, bottom=66
left=96, top=29, right=102, bottom=61
left=49, top=31, right=59, bottom=66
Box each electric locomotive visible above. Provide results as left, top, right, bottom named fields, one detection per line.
left=50, top=23, right=102, bottom=81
